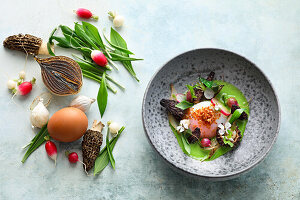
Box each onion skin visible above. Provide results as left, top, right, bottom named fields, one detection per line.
left=35, top=56, right=83, bottom=96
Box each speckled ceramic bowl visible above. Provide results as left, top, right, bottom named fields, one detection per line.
left=142, top=48, right=280, bottom=180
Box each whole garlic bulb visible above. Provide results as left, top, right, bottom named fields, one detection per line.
left=30, top=102, right=50, bottom=128
left=108, top=121, right=121, bottom=137
left=69, top=95, right=95, bottom=113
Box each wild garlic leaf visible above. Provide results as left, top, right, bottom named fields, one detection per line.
left=82, top=22, right=105, bottom=49
left=186, top=85, right=197, bottom=98
left=74, top=22, right=99, bottom=50
left=110, top=28, right=139, bottom=81
left=94, top=127, right=125, bottom=175
left=181, top=134, right=191, bottom=155
left=175, top=100, right=194, bottom=110
left=97, top=73, right=108, bottom=117
left=106, top=128, right=115, bottom=169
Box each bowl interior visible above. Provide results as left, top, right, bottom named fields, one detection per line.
left=142, top=49, right=280, bottom=179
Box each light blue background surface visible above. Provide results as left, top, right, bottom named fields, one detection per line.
left=0, top=0, right=299, bottom=199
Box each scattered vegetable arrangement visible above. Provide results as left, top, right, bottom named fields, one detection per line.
left=3, top=7, right=134, bottom=176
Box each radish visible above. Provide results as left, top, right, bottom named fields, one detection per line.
left=75, top=8, right=98, bottom=20
left=211, top=98, right=230, bottom=116
left=91, top=50, right=108, bottom=67
left=45, top=141, right=57, bottom=165
left=66, top=151, right=88, bottom=175
left=176, top=93, right=186, bottom=102
left=15, top=77, right=35, bottom=95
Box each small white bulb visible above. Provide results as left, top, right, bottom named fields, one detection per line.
left=19, top=70, right=26, bottom=79
left=30, top=102, right=49, bottom=128
left=109, top=121, right=121, bottom=137
left=7, top=80, right=16, bottom=90
left=113, top=15, right=124, bottom=27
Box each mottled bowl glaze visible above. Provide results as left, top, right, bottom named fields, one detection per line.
left=142, top=48, right=280, bottom=180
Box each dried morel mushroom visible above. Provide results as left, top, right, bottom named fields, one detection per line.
left=192, top=88, right=204, bottom=104
left=160, top=99, right=184, bottom=120
left=82, top=120, right=104, bottom=171
left=3, top=34, right=53, bottom=55
left=216, top=125, right=242, bottom=147
left=187, top=128, right=201, bottom=144
left=231, top=105, right=248, bottom=120
left=206, top=71, right=215, bottom=81
left=35, top=56, right=83, bottom=96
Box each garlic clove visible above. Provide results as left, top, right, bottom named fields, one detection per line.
left=70, top=95, right=96, bottom=113
left=108, top=121, right=121, bottom=137
left=30, top=101, right=50, bottom=128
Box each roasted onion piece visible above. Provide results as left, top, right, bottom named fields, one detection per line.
left=35, top=56, right=83, bottom=96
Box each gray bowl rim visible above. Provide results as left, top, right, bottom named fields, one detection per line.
left=142, top=48, right=281, bottom=180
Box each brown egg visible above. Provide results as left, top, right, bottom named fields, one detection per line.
left=47, top=107, right=88, bottom=142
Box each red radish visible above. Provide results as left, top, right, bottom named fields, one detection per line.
left=227, top=97, right=239, bottom=108
left=75, top=8, right=98, bottom=20
left=176, top=93, right=186, bottom=102
left=16, top=77, right=35, bottom=95
left=91, top=50, right=108, bottom=67
left=211, top=98, right=230, bottom=116
left=66, top=151, right=88, bottom=175
left=186, top=91, right=192, bottom=102
left=201, top=138, right=211, bottom=147
left=45, top=141, right=57, bottom=165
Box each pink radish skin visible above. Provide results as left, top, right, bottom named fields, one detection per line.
left=211, top=98, right=230, bottom=116
left=45, top=141, right=57, bottom=165
left=68, top=152, right=79, bottom=163
left=186, top=91, right=192, bottom=102
left=91, top=50, right=108, bottom=67
left=67, top=152, right=89, bottom=175
left=18, top=82, right=32, bottom=95
left=75, top=8, right=98, bottom=20
left=176, top=93, right=186, bottom=102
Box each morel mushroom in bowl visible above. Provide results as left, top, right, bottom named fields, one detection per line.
left=142, top=48, right=280, bottom=180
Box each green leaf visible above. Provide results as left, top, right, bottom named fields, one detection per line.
left=186, top=85, right=197, bottom=98
left=22, top=124, right=49, bottom=163
left=223, top=138, right=234, bottom=147
left=169, top=121, right=185, bottom=152
left=110, top=28, right=139, bottom=81
left=97, top=73, right=108, bottom=117
left=47, top=43, right=55, bottom=56
left=106, top=128, right=115, bottom=169
left=47, top=27, right=57, bottom=56
left=175, top=100, right=194, bottom=110
left=82, top=22, right=105, bottom=49
left=52, top=36, right=71, bottom=48
left=181, top=134, right=191, bottom=155
left=108, top=52, right=143, bottom=61
left=63, top=33, right=83, bottom=48
left=74, top=22, right=99, bottom=50
left=229, top=109, right=244, bottom=124
left=199, top=78, right=213, bottom=88
left=60, top=25, right=76, bottom=36
left=94, top=127, right=125, bottom=175
left=103, top=33, right=134, bottom=55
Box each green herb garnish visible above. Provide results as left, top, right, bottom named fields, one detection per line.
left=229, top=109, right=244, bottom=124
left=186, top=85, right=197, bottom=98
left=97, top=73, right=108, bottom=117
left=223, top=137, right=234, bottom=147
left=94, top=127, right=125, bottom=175
left=175, top=100, right=194, bottom=110
left=22, top=124, right=49, bottom=163
left=106, top=127, right=115, bottom=169
left=181, top=133, right=191, bottom=155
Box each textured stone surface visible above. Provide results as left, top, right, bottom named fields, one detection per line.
left=0, top=0, right=299, bottom=199
left=143, top=49, right=280, bottom=179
